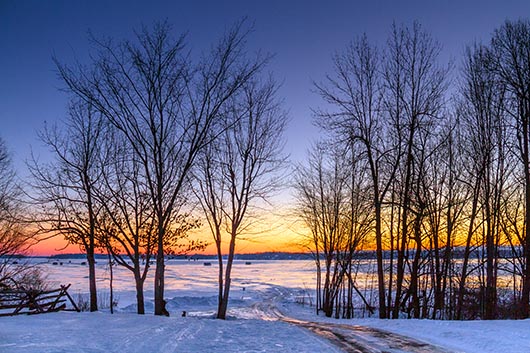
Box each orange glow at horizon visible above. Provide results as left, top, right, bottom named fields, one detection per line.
left=29, top=232, right=305, bottom=256
left=30, top=238, right=81, bottom=256
left=29, top=211, right=308, bottom=256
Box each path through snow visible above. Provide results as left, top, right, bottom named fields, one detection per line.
left=246, top=286, right=453, bottom=353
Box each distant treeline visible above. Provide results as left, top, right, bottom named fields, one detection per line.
left=42, top=252, right=313, bottom=261
left=14, top=247, right=527, bottom=262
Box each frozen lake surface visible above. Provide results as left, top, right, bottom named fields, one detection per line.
left=29, top=258, right=320, bottom=307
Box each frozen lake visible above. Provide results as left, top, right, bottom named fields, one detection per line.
left=26, top=255, right=518, bottom=308
left=26, top=258, right=320, bottom=306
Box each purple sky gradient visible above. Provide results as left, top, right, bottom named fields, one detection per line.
left=1, top=0, right=529, bottom=177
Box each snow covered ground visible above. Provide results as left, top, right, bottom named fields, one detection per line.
left=350, top=317, right=530, bottom=353
left=1, top=259, right=530, bottom=352
left=0, top=311, right=341, bottom=353
left=280, top=300, right=530, bottom=352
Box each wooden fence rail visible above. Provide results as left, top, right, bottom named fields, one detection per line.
left=0, top=284, right=80, bottom=316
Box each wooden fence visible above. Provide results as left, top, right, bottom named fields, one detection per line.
left=0, top=284, right=80, bottom=316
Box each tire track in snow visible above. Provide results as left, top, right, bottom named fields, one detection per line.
left=119, top=319, right=201, bottom=353
left=251, top=301, right=452, bottom=353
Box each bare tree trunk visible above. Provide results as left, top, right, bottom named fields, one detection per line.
left=441, top=133, right=458, bottom=319
left=134, top=269, right=145, bottom=315
left=485, top=201, right=497, bottom=319
left=387, top=191, right=396, bottom=319
left=218, top=233, right=237, bottom=319
left=154, top=231, right=165, bottom=316
left=519, top=117, right=530, bottom=319
left=86, top=176, right=98, bottom=312
left=410, top=210, right=423, bottom=318
left=315, top=250, right=322, bottom=315
left=456, top=180, right=481, bottom=319
left=394, top=133, right=414, bottom=319
left=87, top=248, right=98, bottom=312
left=374, top=202, right=387, bottom=319
left=108, top=252, right=114, bottom=314
left=216, top=235, right=224, bottom=318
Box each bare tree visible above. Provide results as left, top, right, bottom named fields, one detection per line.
left=313, top=34, right=400, bottom=319
left=383, top=22, right=448, bottom=319
left=295, top=144, right=349, bottom=317
left=96, top=139, right=202, bottom=315
left=54, top=20, right=267, bottom=315
left=294, top=142, right=372, bottom=318
left=489, top=19, right=530, bottom=318
left=194, top=78, right=287, bottom=319
left=313, top=22, right=448, bottom=319
left=96, top=132, right=156, bottom=315
left=457, top=43, right=509, bottom=319
left=0, top=138, right=34, bottom=290
left=306, top=19, right=530, bottom=321
left=423, top=115, right=468, bottom=320
left=29, top=101, right=105, bottom=311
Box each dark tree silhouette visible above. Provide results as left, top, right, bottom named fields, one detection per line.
left=29, top=101, right=105, bottom=311
left=0, top=137, right=33, bottom=290
left=490, top=19, right=530, bottom=318
left=194, top=78, right=287, bottom=319
left=54, top=20, right=268, bottom=315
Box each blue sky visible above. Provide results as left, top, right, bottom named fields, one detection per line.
left=1, top=0, right=529, bottom=176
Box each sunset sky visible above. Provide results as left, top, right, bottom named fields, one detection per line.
left=2, top=0, right=529, bottom=255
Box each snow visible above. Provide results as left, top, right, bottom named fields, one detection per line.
left=1, top=259, right=530, bottom=352
left=282, top=300, right=530, bottom=352
left=350, top=317, right=530, bottom=353
left=0, top=311, right=340, bottom=353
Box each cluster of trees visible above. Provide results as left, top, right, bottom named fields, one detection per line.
left=297, top=20, right=530, bottom=320
left=5, top=17, right=530, bottom=323
left=24, top=21, right=285, bottom=318
left=295, top=144, right=373, bottom=318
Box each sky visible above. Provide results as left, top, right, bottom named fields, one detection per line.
left=2, top=0, right=530, bottom=255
